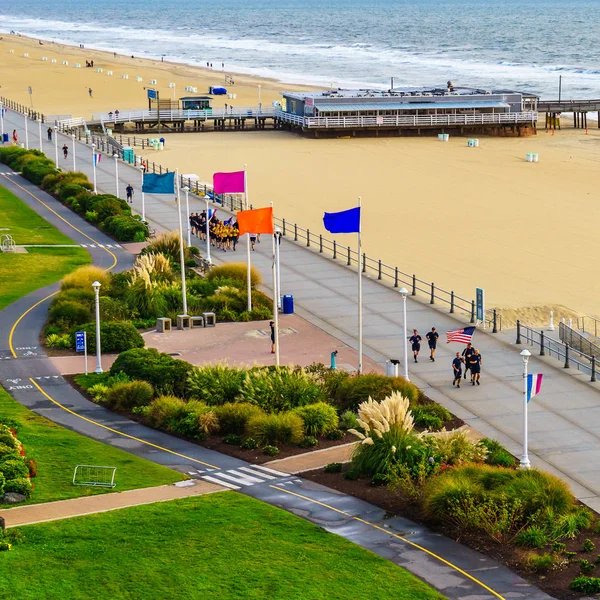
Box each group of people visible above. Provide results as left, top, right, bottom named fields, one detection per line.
left=189, top=211, right=241, bottom=252
left=409, top=328, right=482, bottom=388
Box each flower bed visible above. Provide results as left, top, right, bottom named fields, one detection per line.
left=301, top=393, right=600, bottom=600
left=0, top=420, right=37, bottom=506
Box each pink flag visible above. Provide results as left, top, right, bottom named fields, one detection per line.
left=213, top=171, right=245, bottom=194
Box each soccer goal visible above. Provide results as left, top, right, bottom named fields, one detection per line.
left=73, top=465, right=117, bottom=488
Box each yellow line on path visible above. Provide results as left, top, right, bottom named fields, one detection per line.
left=29, top=378, right=220, bottom=470
left=3, top=174, right=117, bottom=358
left=270, top=484, right=506, bottom=600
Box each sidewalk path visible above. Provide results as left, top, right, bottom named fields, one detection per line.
left=2, top=480, right=223, bottom=528
left=266, top=442, right=356, bottom=474
left=0, top=150, right=552, bottom=599
left=8, top=111, right=600, bottom=515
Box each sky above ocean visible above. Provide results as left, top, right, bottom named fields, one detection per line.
left=3, top=0, right=600, bottom=97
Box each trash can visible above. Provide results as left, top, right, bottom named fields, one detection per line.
left=122, top=146, right=135, bottom=164
left=282, top=294, right=294, bottom=314
left=385, top=359, right=400, bottom=377
left=2, top=133, right=8, bottom=143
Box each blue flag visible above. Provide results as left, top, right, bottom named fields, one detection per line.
left=142, top=172, right=176, bottom=194
left=323, top=206, right=361, bottom=234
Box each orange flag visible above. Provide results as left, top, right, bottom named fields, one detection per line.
left=236, top=207, right=274, bottom=236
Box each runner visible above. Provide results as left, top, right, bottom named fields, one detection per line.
left=12, top=130, right=18, bottom=145
left=62, top=144, right=69, bottom=159
left=249, top=233, right=257, bottom=251
left=452, top=352, right=463, bottom=388
left=270, top=320, right=275, bottom=354
left=409, top=329, right=422, bottom=363
left=462, top=342, right=475, bottom=380
left=125, top=183, right=134, bottom=204
left=426, top=327, right=439, bottom=362
left=469, top=349, right=482, bottom=386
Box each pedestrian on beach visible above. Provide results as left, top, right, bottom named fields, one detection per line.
left=12, top=130, right=18, bottom=145
left=469, top=349, right=482, bottom=386
left=62, top=144, right=68, bottom=159
left=47, top=127, right=52, bottom=142
left=426, top=327, right=439, bottom=362
left=462, top=342, right=474, bottom=380
left=270, top=321, right=275, bottom=354
left=409, top=329, right=422, bottom=363
left=452, top=352, right=463, bottom=388
left=89, top=88, right=93, bottom=98
left=125, top=183, right=134, bottom=204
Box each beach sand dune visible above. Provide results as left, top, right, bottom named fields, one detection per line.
left=1, top=35, right=599, bottom=322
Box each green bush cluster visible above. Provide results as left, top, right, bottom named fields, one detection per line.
left=570, top=576, right=600, bottom=593
left=0, top=147, right=55, bottom=185
left=0, top=424, right=34, bottom=502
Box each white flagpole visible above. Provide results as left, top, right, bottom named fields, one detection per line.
left=140, top=164, right=146, bottom=222
left=358, top=196, right=363, bottom=374
left=91, top=144, right=97, bottom=193
left=205, top=198, right=212, bottom=264
left=175, top=169, right=188, bottom=316
left=24, top=113, right=29, bottom=149
left=520, top=349, right=531, bottom=469
left=244, top=164, right=252, bottom=311
left=271, top=202, right=280, bottom=366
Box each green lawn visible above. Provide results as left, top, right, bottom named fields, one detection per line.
left=0, top=186, right=90, bottom=310
left=0, top=387, right=185, bottom=506
left=0, top=493, right=445, bottom=600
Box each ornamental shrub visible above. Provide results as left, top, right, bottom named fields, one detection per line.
left=480, top=438, right=517, bottom=468
left=0, top=458, right=29, bottom=481
left=240, top=437, right=258, bottom=450
left=49, top=300, right=93, bottom=330
left=73, top=322, right=144, bottom=354
left=413, top=403, right=451, bottom=430
left=263, top=445, right=279, bottom=456
left=326, top=429, right=345, bottom=441
left=293, top=402, right=339, bottom=436
left=103, top=215, right=148, bottom=242
left=525, top=553, right=555, bottom=572
left=0, top=541, right=11, bottom=552
left=423, top=429, right=487, bottom=466
left=584, top=538, right=596, bottom=553
left=570, top=576, right=600, bottom=594
left=246, top=412, right=304, bottom=447
left=57, top=182, right=88, bottom=202
left=515, top=526, right=549, bottom=548
left=105, top=381, right=154, bottom=411
left=21, top=157, right=56, bottom=185
left=45, top=333, right=71, bottom=349
left=299, top=436, right=318, bottom=448
left=187, top=364, right=246, bottom=405
left=223, top=434, right=242, bottom=446
left=206, top=263, right=262, bottom=288
left=145, top=396, right=189, bottom=430
left=61, top=266, right=110, bottom=291
left=580, top=559, right=595, bottom=574
left=0, top=443, right=19, bottom=462
left=88, top=384, right=110, bottom=402
left=0, top=472, right=5, bottom=496
left=4, top=477, right=33, bottom=499
left=110, top=348, right=193, bottom=398
left=324, top=462, right=343, bottom=474
left=214, top=403, right=265, bottom=435
left=338, top=410, right=359, bottom=431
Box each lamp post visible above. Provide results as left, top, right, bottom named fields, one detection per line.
left=175, top=173, right=188, bottom=316
left=24, top=113, right=29, bottom=149
left=183, top=186, right=191, bottom=246
left=92, top=281, right=103, bottom=374
left=37, top=118, right=42, bottom=152
left=139, top=165, right=146, bottom=222
left=70, top=133, right=76, bottom=171
left=520, top=349, right=531, bottom=469
left=274, top=226, right=282, bottom=309
left=53, top=125, right=58, bottom=165
left=400, top=287, right=409, bottom=381
left=0, top=100, right=4, bottom=142
left=204, top=198, right=211, bottom=264
left=113, top=153, right=119, bottom=197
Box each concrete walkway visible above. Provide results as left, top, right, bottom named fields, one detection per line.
left=8, top=111, right=600, bottom=515
left=2, top=480, right=222, bottom=528
left=266, top=442, right=356, bottom=474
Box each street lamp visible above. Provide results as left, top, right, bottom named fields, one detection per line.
left=399, top=288, right=410, bottom=381
left=138, top=164, right=146, bottom=222
left=71, top=133, right=77, bottom=171
left=37, top=119, right=43, bottom=152
left=182, top=186, right=191, bottom=246
left=91, top=143, right=97, bottom=193
left=24, top=113, right=29, bottom=149
left=0, top=100, right=4, bottom=142
left=53, top=125, right=58, bottom=165
left=274, top=226, right=282, bottom=309
left=92, top=281, right=103, bottom=374
left=520, top=349, right=531, bottom=469
left=113, top=153, right=120, bottom=197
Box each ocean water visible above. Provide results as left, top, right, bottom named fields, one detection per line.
left=3, top=0, right=600, bottom=98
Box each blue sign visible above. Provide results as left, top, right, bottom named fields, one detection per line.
left=476, top=288, right=485, bottom=321
left=75, top=331, right=85, bottom=353
left=147, top=88, right=157, bottom=100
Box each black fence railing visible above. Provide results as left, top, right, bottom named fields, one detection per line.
left=0, top=96, right=45, bottom=123
left=516, top=321, right=597, bottom=382
left=559, top=322, right=600, bottom=362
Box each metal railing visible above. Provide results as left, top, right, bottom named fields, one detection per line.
left=516, top=321, right=597, bottom=382
left=275, top=110, right=538, bottom=129
left=577, top=316, right=600, bottom=339
left=559, top=322, right=600, bottom=361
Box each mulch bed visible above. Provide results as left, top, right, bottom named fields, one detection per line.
left=301, top=465, right=600, bottom=600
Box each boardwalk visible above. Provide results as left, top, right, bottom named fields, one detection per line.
left=6, top=109, right=600, bottom=515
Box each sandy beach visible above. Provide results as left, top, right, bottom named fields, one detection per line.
left=1, top=35, right=599, bottom=322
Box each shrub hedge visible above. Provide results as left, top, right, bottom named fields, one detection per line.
left=72, top=321, right=144, bottom=354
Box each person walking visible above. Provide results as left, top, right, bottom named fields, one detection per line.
left=47, top=127, right=53, bottom=142
left=62, top=144, right=69, bottom=159
left=270, top=320, right=275, bottom=354
left=469, top=349, right=482, bottom=385
left=249, top=233, right=257, bottom=250
left=426, top=327, right=439, bottom=361
left=462, top=342, right=475, bottom=380
left=409, top=329, right=422, bottom=363
left=125, top=183, right=134, bottom=204
left=88, top=88, right=93, bottom=98
left=452, top=352, right=463, bottom=388
left=12, top=130, right=18, bottom=145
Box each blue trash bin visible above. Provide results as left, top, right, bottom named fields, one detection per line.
left=282, top=294, right=294, bottom=314
left=2, top=133, right=8, bottom=144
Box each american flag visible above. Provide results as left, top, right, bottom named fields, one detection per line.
left=446, top=326, right=475, bottom=344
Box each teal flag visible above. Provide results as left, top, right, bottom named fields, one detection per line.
left=142, top=172, right=175, bottom=194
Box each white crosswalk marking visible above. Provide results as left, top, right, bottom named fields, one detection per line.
left=200, top=465, right=290, bottom=489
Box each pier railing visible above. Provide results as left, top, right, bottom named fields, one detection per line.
left=577, top=316, right=600, bottom=339
left=275, top=110, right=537, bottom=129
left=559, top=322, right=600, bottom=361
left=516, top=321, right=597, bottom=382
left=0, top=96, right=45, bottom=123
